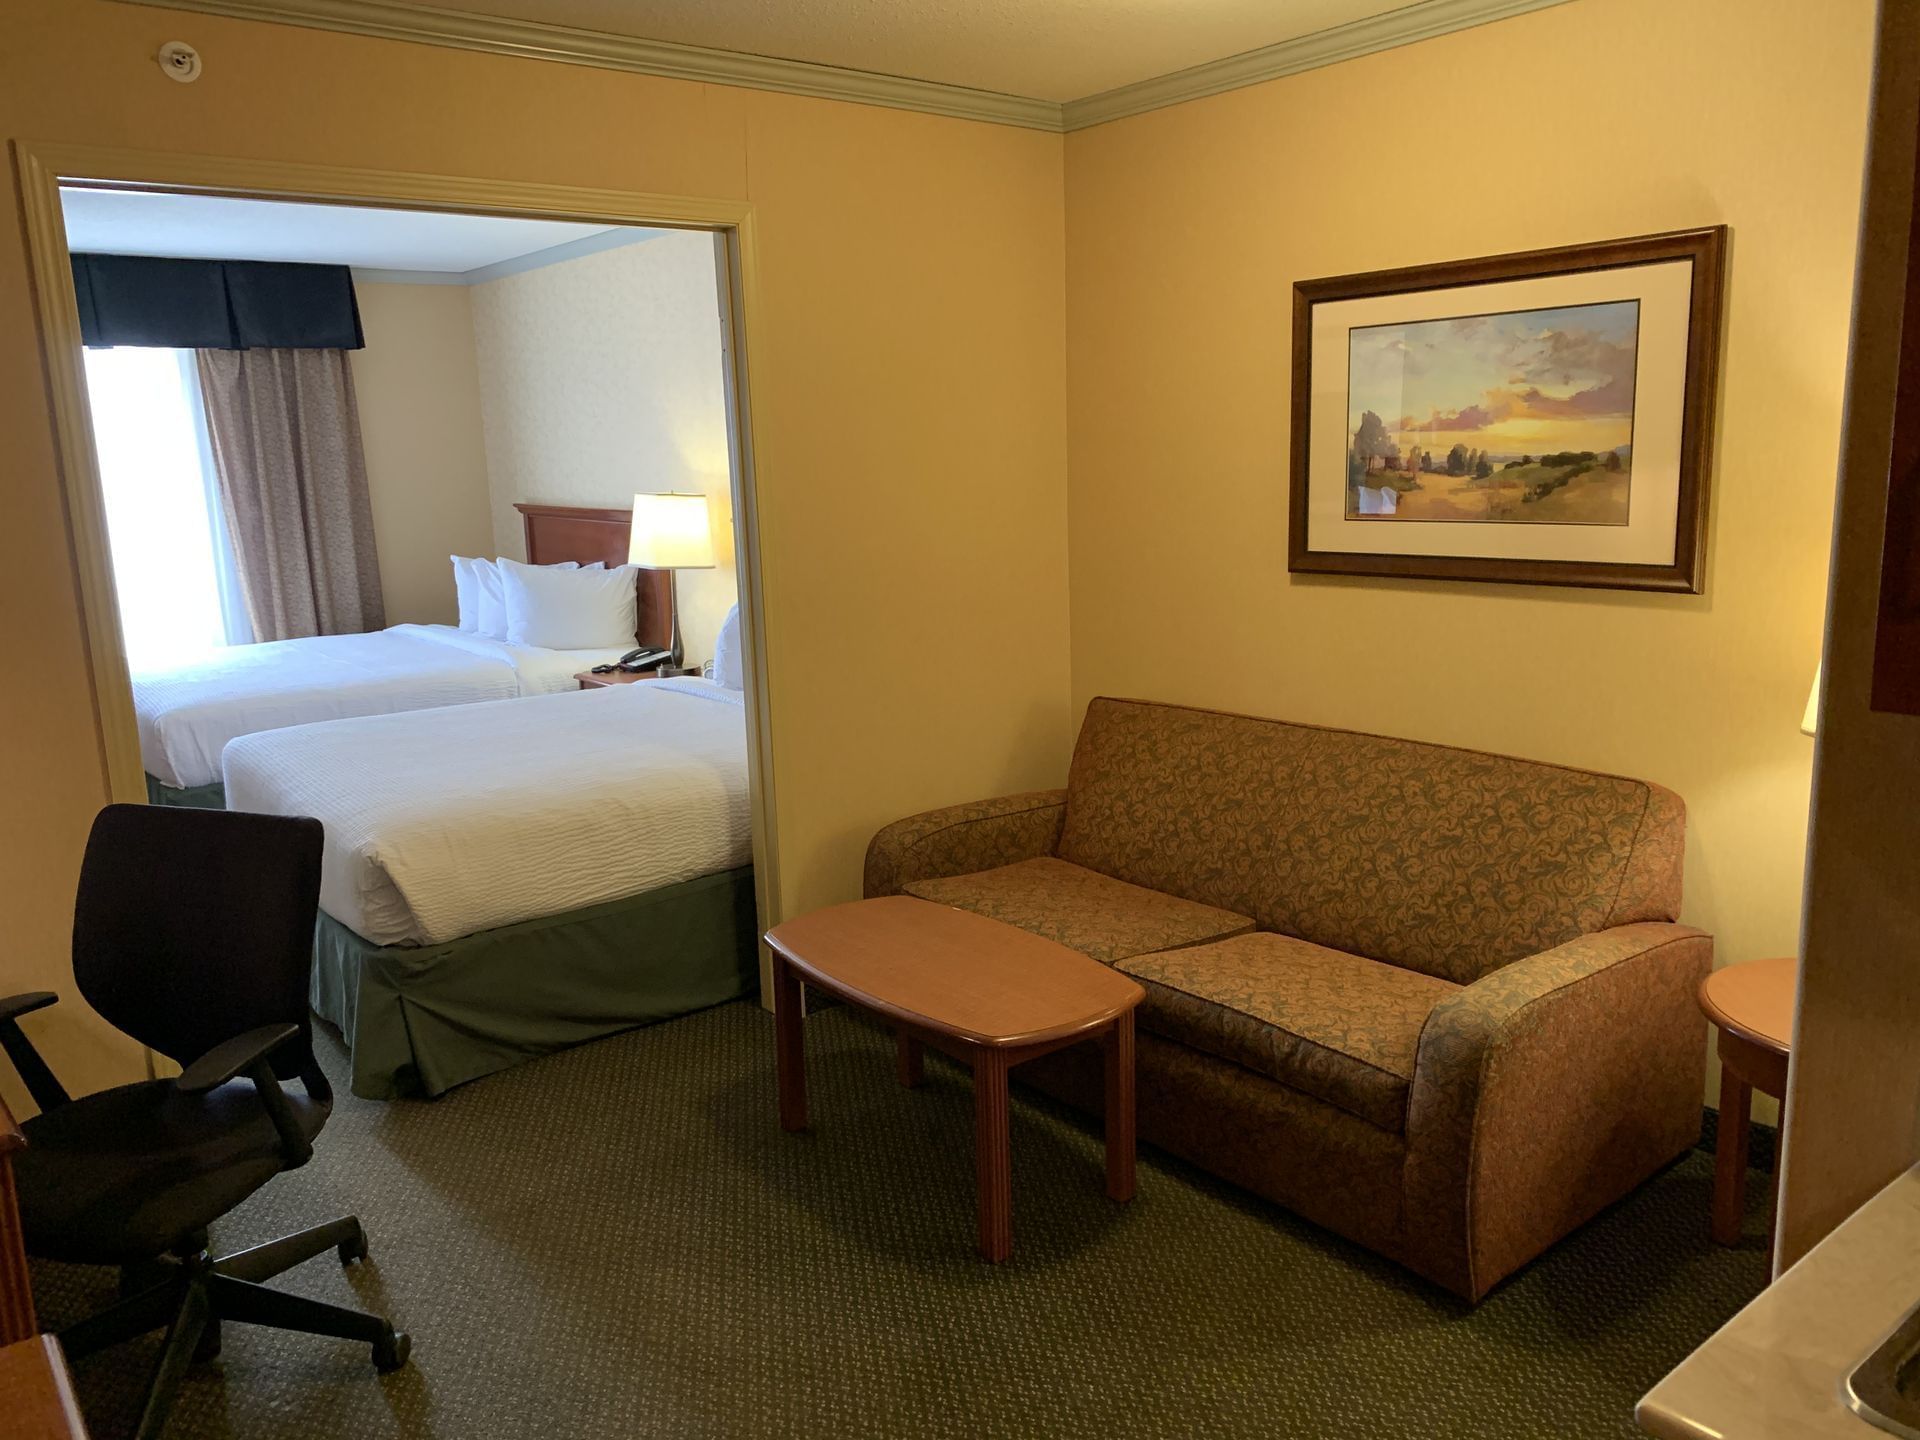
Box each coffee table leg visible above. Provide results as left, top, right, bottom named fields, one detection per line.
left=896, top=1030, right=924, bottom=1089
left=1104, top=1010, right=1136, bottom=1203
left=1711, top=1065, right=1750, bottom=1245
left=974, top=1049, right=1012, bottom=1262
left=773, top=951, right=807, bottom=1132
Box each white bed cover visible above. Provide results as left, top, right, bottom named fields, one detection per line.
left=222, top=678, right=751, bottom=947
left=133, top=624, right=625, bottom=788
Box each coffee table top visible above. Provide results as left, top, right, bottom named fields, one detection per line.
left=1698, top=956, right=1797, bottom=1056
left=765, top=896, right=1144, bottom=1049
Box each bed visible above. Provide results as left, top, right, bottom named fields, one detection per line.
left=222, top=675, right=757, bottom=1099
left=136, top=502, right=675, bottom=805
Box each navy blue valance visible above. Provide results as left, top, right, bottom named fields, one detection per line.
left=72, top=254, right=364, bottom=351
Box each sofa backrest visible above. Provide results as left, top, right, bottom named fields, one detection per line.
left=1057, top=698, right=1684, bottom=985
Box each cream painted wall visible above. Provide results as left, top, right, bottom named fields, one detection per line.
left=1, top=0, right=1072, bottom=1102
left=469, top=231, right=737, bottom=667
left=351, top=281, right=495, bottom=626
left=1062, top=0, right=1874, bottom=1120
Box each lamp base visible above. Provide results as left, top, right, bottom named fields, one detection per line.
left=667, top=571, right=684, bottom=669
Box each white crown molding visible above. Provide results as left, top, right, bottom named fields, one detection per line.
left=352, top=221, right=655, bottom=285
left=457, top=222, right=662, bottom=282
left=111, top=0, right=1063, bottom=130
left=113, top=0, right=1574, bottom=136
left=1061, top=0, right=1574, bottom=131
left=352, top=266, right=464, bottom=284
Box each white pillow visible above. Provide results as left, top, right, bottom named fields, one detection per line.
left=472, top=559, right=509, bottom=639
left=466, top=556, right=590, bottom=638
left=450, top=556, right=483, bottom=631
left=500, top=557, right=639, bottom=650
left=712, top=604, right=744, bottom=690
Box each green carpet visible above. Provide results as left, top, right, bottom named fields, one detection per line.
left=31, top=1001, right=1770, bottom=1438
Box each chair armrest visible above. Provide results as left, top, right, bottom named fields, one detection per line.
left=176, top=1024, right=313, bottom=1168
left=176, top=1023, right=300, bottom=1094
left=0, top=994, right=56, bottom=1023
left=863, top=789, right=1067, bottom=897
left=1403, top=922, right=1712, bottom=1300
left=0, top=993, right=69, bottom=1115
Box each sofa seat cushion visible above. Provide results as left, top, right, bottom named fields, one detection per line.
left=904, top=857, right=1254, bottom=965
left=1118, top=933, right=1461, bottom=1133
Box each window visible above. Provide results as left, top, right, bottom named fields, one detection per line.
left=82, top=347, right=251, bottom=670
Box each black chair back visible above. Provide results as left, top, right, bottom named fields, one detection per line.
left=72, top=805, right=324, bottom=1086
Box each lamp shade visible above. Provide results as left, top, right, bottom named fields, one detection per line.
left=628, top=492, right=716, bottom=570
left=1802, top=662, right=1822, bottom=738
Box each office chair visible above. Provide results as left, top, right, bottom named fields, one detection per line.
left=0, top=805, right=409, bottom=1439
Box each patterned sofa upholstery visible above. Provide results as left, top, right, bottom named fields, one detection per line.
left=864, top=697, right=1710, bottom=1301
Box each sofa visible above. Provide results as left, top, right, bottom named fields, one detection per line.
left=864, top=697, right=1711, bottom=1301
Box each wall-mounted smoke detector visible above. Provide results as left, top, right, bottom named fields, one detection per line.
left=157, top=41, right=202, bottom=83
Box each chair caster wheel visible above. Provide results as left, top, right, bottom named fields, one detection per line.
left=373, top=1329, right=411, bottom=1373
left=193, top=1318, right=222, bottom=1363
left=337, top=1221, right=369, bottom=1265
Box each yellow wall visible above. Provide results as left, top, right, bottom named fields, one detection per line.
left=1062, top=0, right=1874, bottom=1104
left=1, top=0, right=1072, bottom=1101
left=351, top=281, right=495, bottom=627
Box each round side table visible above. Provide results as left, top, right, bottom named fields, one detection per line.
left=1697, top=956, right=1796, bottom=1252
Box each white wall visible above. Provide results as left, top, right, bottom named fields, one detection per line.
left=470, top=231, right=737, bottom=667
left=350, top=282, right=494, bottom=625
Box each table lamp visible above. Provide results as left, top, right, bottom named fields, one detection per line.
left=628, top=491, right=715, bottom=669
left=1802, top=662, right=1822, bottom=738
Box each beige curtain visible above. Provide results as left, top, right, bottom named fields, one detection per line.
left=195, top=348, right=385, bottom=641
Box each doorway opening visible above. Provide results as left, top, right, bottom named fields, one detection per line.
left=20, top=145, right=780, bottom=1096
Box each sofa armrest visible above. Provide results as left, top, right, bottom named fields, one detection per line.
left=863, top=789, right=1067, bottom=898
left=1403, top=922, right=1712, bottom=1300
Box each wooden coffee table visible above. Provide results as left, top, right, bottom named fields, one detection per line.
left=765, top=896, right=1146, bottom=1261
left=1698, top=956, right=1797, bottom=1252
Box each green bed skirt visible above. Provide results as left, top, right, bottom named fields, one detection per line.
left=311, top=866, right=759, bottom=1100
left=146, top=774, right=226, bottom=808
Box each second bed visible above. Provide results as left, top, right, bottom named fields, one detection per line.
left=224, top=674, right=757, bottom=1099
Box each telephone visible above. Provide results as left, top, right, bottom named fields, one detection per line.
left=591, top=647, right=672, bottom=675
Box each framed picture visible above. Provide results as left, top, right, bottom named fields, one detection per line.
left=1288, top=227, right=1726, bottom=591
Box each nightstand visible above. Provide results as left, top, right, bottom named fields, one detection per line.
left=576, top=669, right=656, bottom=690
left=575, top=666, right=701, bottom=690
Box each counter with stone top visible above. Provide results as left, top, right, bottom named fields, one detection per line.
left=1638, top=1163, right=1920, bottom=1439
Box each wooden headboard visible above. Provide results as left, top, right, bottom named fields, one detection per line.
left=513, top=502, right=673, bottom=650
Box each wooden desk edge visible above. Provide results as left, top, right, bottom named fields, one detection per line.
left=0, top=1334, right=87, bottom=1438
left=0, top=1089, right=33, bottom=1346
left=0, top=1092, right=21, bottom=1159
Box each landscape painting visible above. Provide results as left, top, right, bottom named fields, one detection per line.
left=1345, top=299, right=1639, bottom=524
left=1291, top=228, right=1725, bottom=590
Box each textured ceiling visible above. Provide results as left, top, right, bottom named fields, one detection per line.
left=414, top=0, right=1415, bottom=101
left=60, top=189, right=640, bottom=271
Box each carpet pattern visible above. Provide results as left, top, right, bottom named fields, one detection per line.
left=31, top=1002, right=1771, bottom=1439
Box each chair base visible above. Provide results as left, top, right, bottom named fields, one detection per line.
left=59, top=1215, right=409, bottom=1440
